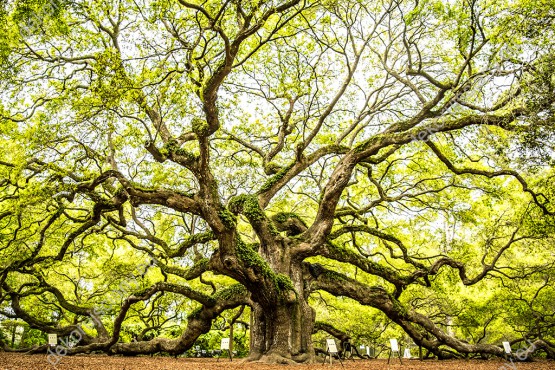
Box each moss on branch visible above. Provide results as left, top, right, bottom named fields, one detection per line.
left=228, top=194, right=265, bottom=222
left=218, top=208, right=237, bottom=229
left=257, top=163, right=294, bottom=193
left=271, top=212, right=307, bottom=235
left=236, top=238, right=295, bottom=299
left=191, top=117, right=210, bottom=137
left=213, top=284, right=247, bottom=301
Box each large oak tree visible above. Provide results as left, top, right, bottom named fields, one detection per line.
left=1, top=0, right=555, bottom=363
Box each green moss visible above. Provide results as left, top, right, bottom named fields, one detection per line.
left=275, top=273, right=294, bottom=291
left=372, top=263, right=388, bottom=273
left=264, top=162, right=282, bottom=175
left=243, top=197, right=264, bottom=220
left=322, top=269, right=350, bottom=283
left=114, top=186, right=127, bottom=197
left=272, top=212, right=305, bottom=225
left=236, top=238, right=295, bottom=299
left=191, top=117, right=210, bottom=136
left=272, top=212, right=308, bottom=235
left=176, top=189, right=194, bottom=198
left=213, top=284, right=247, bottom=301
left=126, top=181, right=156, bottom=192
left=326, top=240, right=351, bottom=259
left=228, top=194, right=265, bottom=223
left=218, top=208, right=237, bottom=229
left=247, top=242, right=260, bottom=249
left=193, top=257, right=210, bottom=270
left=160, top=139, right=197, bottom=162
left=163, top=139, right=179, bottom=153
left=327, top=241, right=391, bottom=277
left=228, top=194, right=247, bottom=214
left=236, top=238, right=273, bottom=279
left=174, top=148, right=198, bottom=162
left=257, top=163, right=294, bottom=194
left=268, top=222, right=280, bottom=236
left=390, top=296, right=408, bottom=318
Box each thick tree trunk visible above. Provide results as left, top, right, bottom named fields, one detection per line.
left=248, top=299, right=315, bottom=364
left=245, top=254, right=316, bottom=364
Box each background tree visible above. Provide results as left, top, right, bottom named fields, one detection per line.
left=1, top=0, right=555, bottom=364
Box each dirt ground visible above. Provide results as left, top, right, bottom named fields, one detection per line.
left=0, top=353, right=554, bottom=370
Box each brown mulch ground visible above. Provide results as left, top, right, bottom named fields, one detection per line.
left=0, top=353, right=554, bottom=370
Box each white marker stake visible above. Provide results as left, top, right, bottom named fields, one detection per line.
left=503, top=341, right=512, bottom=354
left=388, top=338, right=404, bottom=365
left=326, top=338, right=338, bottom=353
left=48, top=334, right=57, bottom=346
left=390, top=338, right=399, bottom=352
left=326, top=339, right=338, bottom=364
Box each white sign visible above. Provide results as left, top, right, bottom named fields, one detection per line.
left=366, top=346, right=370, bottom=356
left=404, top=348, right=411, bottom=358
left=390, top=338, right=399, bottom=352
left=48, top=334, right=57, bottom=346
left=503, top=341, right=512, bottom=354
left=221, top=337, right=230, bottom=350
left=326, top=338, right=338, bottom=353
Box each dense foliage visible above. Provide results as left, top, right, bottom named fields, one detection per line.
left=1, top=0, right=554, bottom=363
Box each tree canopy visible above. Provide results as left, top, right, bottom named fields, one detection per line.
left=1, top=0, right=555, bottom=364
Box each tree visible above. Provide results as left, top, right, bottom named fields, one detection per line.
left=1, top=0, right=555, bottom=364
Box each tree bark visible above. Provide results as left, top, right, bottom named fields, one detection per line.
left=247, top=295, right=315, bottom=363
left=240, top=247, right=316, bottom=364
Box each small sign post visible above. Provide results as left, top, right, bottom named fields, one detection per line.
left=217, top=338, right=232, bottom=362
left=322, top=338, right=344, bottom=368
left=387, top=338, right=403, bottom=365
left=502, top=341, right=512, bottom=360
left=46, top=334, right=59, bottom=366
left=48, top=334, right=57, bottom=347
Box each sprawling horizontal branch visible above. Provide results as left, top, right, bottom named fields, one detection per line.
left=421, top=229, right=527, bottom=285
left=303, top=103, right=546, bottom=257
left=329, top=225, right=427, bottom=269
left=319, top=240, right=412, bottom=290
left=307, top=263, right=508, bottom=358
left=313, top=321, right=351, bottom=342
left=107, top=284, right=252, bottom=355
left=426, top=140, right=554, bottom=215
left=2, top=283, right=91, bottom=340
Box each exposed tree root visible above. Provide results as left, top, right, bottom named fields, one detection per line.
left=255, top=354, right=300, bottom=365
left=243, top=351, right=313, bottom=365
